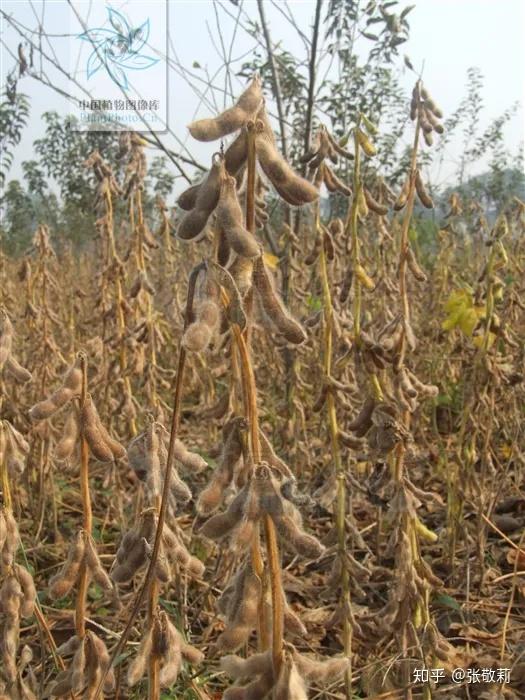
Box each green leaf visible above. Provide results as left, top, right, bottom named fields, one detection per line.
left=433, top=593, right=461, bottom=611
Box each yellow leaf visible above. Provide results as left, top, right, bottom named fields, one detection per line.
left=263, top=253, right=279, bottom=270
left=472, top=332, right=496, bottom=349
left=457, top=308, right=478, bottom=336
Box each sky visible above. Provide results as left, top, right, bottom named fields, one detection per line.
left=1, top=0, right=524, bottom=196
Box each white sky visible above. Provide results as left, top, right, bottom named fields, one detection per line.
left=1, top=0, right=524, bottom=195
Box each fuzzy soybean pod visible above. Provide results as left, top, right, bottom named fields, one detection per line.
left=183, top=273, right=221, bottom=353
left=127, top=624, right=153, bottom=686
left=221, top=652, right=274, bottom=700
left=48, top=530, right=85, bottom=599
left=0, top=576, right=22, bottom=683
left=80, top=393, right=114, bottom=463
left=111, top=511, right=156, bottom=583
left=253, top=257, right=306, bottom=345
left=188, top=75, right=263, bottom=141
left=162, top=524, right=205, bottom=578
left=80, top=394, right=127, bottom=462
left=218, top=566, right=261, bottom=652
left=271, top=502, right=325, bottom=560
left=29, top=357, right=82, bottom=421
left=224, top=128, right=249, bottom=175
left=274, top=651, right=308, bottom=700
left=4, top=355, right=32, bottom=383
left=254, top=121, right=319, bottom=206
left=0, top=308, right=13, bottom=369
left=177, top=182, right=200, bottom=211
left=171, top=437, right=207, bottom=473
left=221, top=651, right=272, bottom=680
left=177, top=155, right=225, bottom=241
left=86, top=631, right=116, bottom=694
left=84, top=533, right=113, bottom=591
left=293, top=650, right=350, bottom=683
left=199, top=480, right=252, bottom=540
left=54, top=407, right=80, bottom=461
left=1, top=508, right=19, bottom=566
left=14, top=564, right=36, bottom=618
left=197, top=417, right=246, bottom=515
left=216, top=175, right=261, bottom=258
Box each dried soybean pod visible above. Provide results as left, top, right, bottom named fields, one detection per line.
left=357, top=186, right=369, bottom=219
left=253, top=257, right=306, bottom=345
left=28, top=386, right=74, bottom=421
left=364, top=187, right=388, bottom=215
left=322, top=225, right=335, bottom=261
left=80, top=393, right=114, bottom=463
left=0, top=510, right=6, bottom=552
left=93, top=412, right=126, bottom=461
left=272, top=510, right=325, bottom=559
left=197, top=418, right=245, bottom=515
left=14, top=564, right=36, bottom=617
left=410, top=83, right=420, bottom=120
left=394, top=175, right=410, bottom=211
left=300, top=130, right=322, bottom=164
left=177, top=183, right=200, bottom=211
left=221, top=651, right=272, bottom=681
left=326, top=131, right=354, bottom=160
left=216, top=175, right=261, bottom=258
left=274, top=651, right=308, bottom=700
left=29, top=356, right=82, bottom=420
left=423, top=130, right=434, bottom=147
left=323, top=164, right=352, bottom=196
left=172, top=438, right=207, bottom=472
left=188, top=75, right=263, bottom=141
left=4, top=355, right=32, bottom=383
left=88, top=631, right=115, bottom=693
left=258, top=431, right=294, bottom=480
left=348, top=397, right=375, bottom=436
left=424, top=95, right=443, bottom=119
left=49, top=531, right=85, bottom=599
left=406, top=245, right=428, bottom=282
left=294, top=651, right=350, bottom=683
left=68, top=637, right=87, bottom=694
left=199, top=482, right=250, bottom=540
left=217, top=227, right=231, bottom=267
left=218, top=569, right=261, bottom=651
left=128, top=625, right=153, bottom=686
left=415, top=169, right=434, bottom=208
left=424, top=107, right=444, bottom=133
left=339, top=267, right=353, bottom=304
left=55, top=407, right=80, bottom=461
left=254, top=122, right=319, bottom=206
left=224, top=128, right=249, bottom=175
left=183, top=299, right=220, bottom=352
left=84, top=533, right=113, bottom=590
left=177, top=155, right=224, bottom=241
left=2, top=508, right=19, bottom=565
left=228, top=255, right=254, bottom=296
left=406, top=368, right=438, bottom=397
left=0, top=308, right=13, bottom=369
left=304, top=235, right=321, bottom=266
left=207, top=259, right=248, bottom=332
